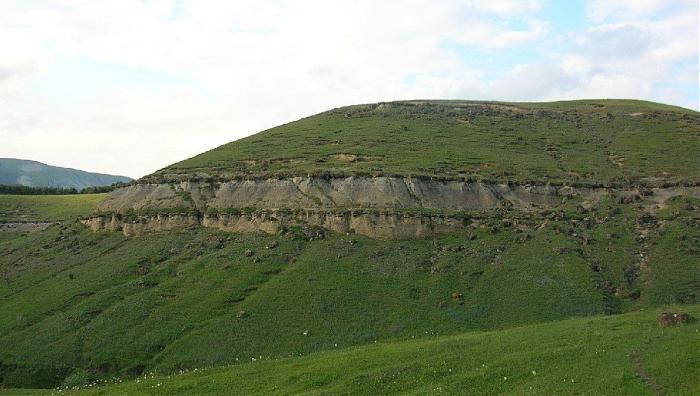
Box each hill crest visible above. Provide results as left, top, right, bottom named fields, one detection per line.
left=142, top=99, right=700, bottom=186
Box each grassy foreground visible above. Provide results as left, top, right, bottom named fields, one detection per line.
left=4, top=305, right=697, bottom=395
left=0, top=194, right=107, bottom=222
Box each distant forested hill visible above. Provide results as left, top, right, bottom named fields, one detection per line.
left=0, top=158, right=131, bottom=190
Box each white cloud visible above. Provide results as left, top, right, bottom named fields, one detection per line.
left=468, top=0, right=543, bottom=16
left=0, top=0, right=697, bottom=177
left=586, top=0, right=676, bottom=21
left=450, top=18, right=549, bottom=48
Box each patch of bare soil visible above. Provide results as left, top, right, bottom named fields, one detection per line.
left=632, top=349, right=666, bottom=396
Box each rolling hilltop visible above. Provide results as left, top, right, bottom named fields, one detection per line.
left=0, top=99, right=698, bottom=393
left=151, top=99, right=700, bottom=185
left=0, top=158, right=132, bottom=191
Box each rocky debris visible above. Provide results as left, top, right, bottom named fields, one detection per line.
left=617, top=194, right=641, bottom=204
left=451, top=292, right=464, bottom=305
left=244, top=249, right=254, bottom=257
left=302, top=225, right=327, bottom=241
left=658, top=312, right=690, bottom=326
left=0, top=222, right=56, bottom=233
left=442, top=245, right=465, bottom=252
left=265, top=240, right=278, bottom=249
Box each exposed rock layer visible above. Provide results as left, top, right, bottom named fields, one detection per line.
left=85, top=177, right=700, bottom=239
left=83, top=211, right=468, bottom=239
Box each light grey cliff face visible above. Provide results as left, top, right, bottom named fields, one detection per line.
left=98, top=177, right=566, bottom=212
left=87, top=177, right=700, bottom=239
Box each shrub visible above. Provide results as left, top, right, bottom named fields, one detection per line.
left=61, top=368, right=92, bottom=389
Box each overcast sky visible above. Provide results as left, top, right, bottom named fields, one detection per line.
left=1, top=0, right=698, bottom=178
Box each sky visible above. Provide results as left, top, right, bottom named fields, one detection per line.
left=1, top=0, right=698, bottom=178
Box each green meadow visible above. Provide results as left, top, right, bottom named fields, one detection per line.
left=4, top=305, right=698, bottom=395
left=0, top=194, right=107, bottom=222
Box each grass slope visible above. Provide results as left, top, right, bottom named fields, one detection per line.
left=8, top=305, right=698, bottom=395
left=0, top=195, right=697, bottom=389
left=0, top=194, right=108, bottom=222
left=151, top=100, right=700, bottom=186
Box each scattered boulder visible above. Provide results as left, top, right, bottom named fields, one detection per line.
left=302, top=225, right=326, bottom=241
left=244, top=249, right=254, bottom=257
left=658, top=312, right=690, bottom=326
left=237, top=310, right=248, bottom=319
left=451, top=292, right=464, bottom=305
left=617, top=194, right=640, bottom=204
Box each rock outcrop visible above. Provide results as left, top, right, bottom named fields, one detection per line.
left=97, top=177, right=567, bottom=212
left=84, top=177, right=700, bottom=239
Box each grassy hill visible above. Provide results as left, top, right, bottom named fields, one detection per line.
left=0, top=99, right=698, bottom=393
left=150, top=100, right=700, bottom=186
left=0, top=159, right=131, bottom=191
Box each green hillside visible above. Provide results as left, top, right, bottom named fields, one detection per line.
left=6, top=305, right=699, bottom=395
left=1, top=99, right=698, bottom=393
left=0, top=159, right=131, bottom=191
left=1, top=193, right=698, bottom=389
left=0, top=194, right=108, bottom=223
left=75, top=305, right=700, bottom=395
left=150, top=100, right=700, bottom=186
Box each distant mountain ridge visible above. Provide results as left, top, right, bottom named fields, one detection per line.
left=0, top=158, right=132, bottom=190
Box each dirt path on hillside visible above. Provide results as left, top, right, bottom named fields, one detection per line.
left=632, top=349, right=666, bottom=396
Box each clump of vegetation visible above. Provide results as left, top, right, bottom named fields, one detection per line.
left=61, top=368, right=93, bottom=389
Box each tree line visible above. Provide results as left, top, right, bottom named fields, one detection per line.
left=0, top=183, right=126, bottom=195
